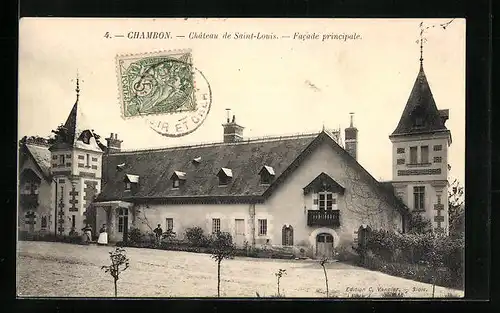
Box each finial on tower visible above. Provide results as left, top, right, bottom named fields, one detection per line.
left=75, top=70, right=80, bottom=101
left=225, top=108, right=231, bottom=123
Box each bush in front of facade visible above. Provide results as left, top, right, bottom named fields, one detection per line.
left=185, top=226, right=212, bottom=247
left=357, top=230, right=464, bottom=290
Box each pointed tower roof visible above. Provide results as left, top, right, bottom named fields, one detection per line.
left=49, top=74, right=103, bottom=153
left=390, top=64, right=449, bottom=138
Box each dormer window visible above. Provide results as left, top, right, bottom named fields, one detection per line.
left=259, top=165, right=275, bottom=185
left=124, top=174, right=139, bottom=192
left=217, top=168, right=233, bottom=186
left=170, top=171, right=186, bottom=189
left=193, top=157, right=202, bottom=164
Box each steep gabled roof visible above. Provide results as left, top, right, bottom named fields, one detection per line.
left=390, top=64, right=449, bottom=137
left=20, top=143, right=52, bottom=181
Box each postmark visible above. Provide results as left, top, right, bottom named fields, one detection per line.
left=116, top=49, right=212, bottom=137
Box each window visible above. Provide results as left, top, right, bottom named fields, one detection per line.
left=397, top=148, right=405, bottom=154
left=258, top=219, right=267, bottom=236
left=282, top=225, right=293, bottom=246
left=433, top=145, right=442, bottom=151
left=86, top=154, right=90, bottom=167
left=71, top=215, right=76, bottom=229
left=434, top=156, right=442, bottom=163
left=59, top=155, right=65, bottom=165
left=413, top=186, right=425, bottom=211
left=397, top=158, right=405, bottom=165
left=41, top=216, right=47, bottom=229
left=166, top=218, right=174, bottom=231
left=410, top=146, right=418, bottom=164
left=172, top=179, right=180, bottom=189
left=318, top=192, right=336, bottom=210
left=212, top=218, right=221, bottom=234
left=260, top=173, right=272, bottom=185
left=118, top=208, right=128, bottom=233
left=219, top=176, right=230, bottom=186
left=421, top=146, right=429, bottom=163
left=125, top=182, right=131, bottom=190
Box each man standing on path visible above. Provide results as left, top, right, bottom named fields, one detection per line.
left=153, top=224, right=163, bottom=246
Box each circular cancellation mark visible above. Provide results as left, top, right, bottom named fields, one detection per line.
left=116, top=49, right=212, bottom=137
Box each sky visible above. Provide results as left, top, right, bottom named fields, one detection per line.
left=18, top=18, right=465, bottom=184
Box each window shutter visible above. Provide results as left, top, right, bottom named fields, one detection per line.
left=312, top=192, right=318, bottom=210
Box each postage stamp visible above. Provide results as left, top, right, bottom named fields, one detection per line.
left=116, top=49, right=212, bottom=137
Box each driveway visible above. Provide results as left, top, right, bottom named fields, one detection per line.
left=16, top=241, right=463, bottom=298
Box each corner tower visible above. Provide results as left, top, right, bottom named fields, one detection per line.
left=48, top=75, right=103, bottom=235
left=389, top=60, right=452, bottom=234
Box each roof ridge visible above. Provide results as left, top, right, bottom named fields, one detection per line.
left=113, top=131, right=334, bottom=155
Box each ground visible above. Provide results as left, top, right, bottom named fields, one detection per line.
left=17, top=241, right=463, bottom=298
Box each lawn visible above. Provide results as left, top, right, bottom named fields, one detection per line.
left=16, top=241, right=464, bottom=298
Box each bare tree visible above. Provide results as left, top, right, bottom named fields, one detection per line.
left=340, top=162, right=398, bottom=229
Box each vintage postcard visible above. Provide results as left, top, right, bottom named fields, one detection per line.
left=17, top=18, right=465, bottom=298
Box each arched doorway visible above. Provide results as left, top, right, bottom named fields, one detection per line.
left=118, top=208, right=129, bottom=242
left=316, top=233, right=334, bottom=258
left=282, top=225, right=293, bottom=246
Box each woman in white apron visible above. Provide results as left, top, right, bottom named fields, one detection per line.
left=97, top=224, right=108, bottom=245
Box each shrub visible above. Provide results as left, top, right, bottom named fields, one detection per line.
left=127, top=227, right=144, bottom=244
left=185, top=226, right=211, bottom=247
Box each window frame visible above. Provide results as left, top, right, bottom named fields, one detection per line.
left=413, top=186, right=425, bottom=211
left=409, top=146, right=418, bottom=164
left=59, top=155, right=65, bottom=166
left=166, top=218, right=174, bottom=232
left=318, top=191, right=337, bottom=211
left=258, top=219, right=267, bottom=236
left=421, top=146, right=429, bottom=163
left=172, top=179, right=180, bottom=189
left=212, top=218, right=221, bottom=234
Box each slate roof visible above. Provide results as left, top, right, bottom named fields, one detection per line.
left=24, top=144, right=52, bottom=181
left=97, top=133, right=318, bottom=202
left=390, top=64, right=449, bottom=137
left=49, top=100, right=103, bottom=153
left=96, top=131, right=410, bottom=217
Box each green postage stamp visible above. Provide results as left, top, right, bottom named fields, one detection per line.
left=116, top=49, right=212, bottom=137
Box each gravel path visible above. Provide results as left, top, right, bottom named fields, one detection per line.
left=16, top=241, right=464, bottom=298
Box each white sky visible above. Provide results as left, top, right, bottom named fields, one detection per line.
left=18, top=18, right=465, bottom=184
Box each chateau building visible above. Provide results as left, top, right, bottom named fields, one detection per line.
left=18, top=60, right=452, bottom=258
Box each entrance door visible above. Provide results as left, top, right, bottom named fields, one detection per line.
left=118, top=208, right=129, bottom=242
left=234, top=219, right=245, bottom=247
left=316, top=233, right=334, bottom=259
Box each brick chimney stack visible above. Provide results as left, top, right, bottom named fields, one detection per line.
left=222, top=110, right=244, bottom=143
left=344, top=113, right=358, bottom=160
left=105, top=133, right=123, bottom=153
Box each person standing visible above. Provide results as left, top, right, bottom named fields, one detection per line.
left=97, top=224, right=108, bottom=245
left=81, top=223, right=93, bottom=244
left=153, top=224, right=163, bottom=246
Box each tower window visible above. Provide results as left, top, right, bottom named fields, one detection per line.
left=86, top=154, right=90, bottom=167
left=397, top=148, right=405, bottom=154
left=421, top=146, right=429, bottom=163
left=433, top=145, right=443, bottom=151
left=413, top=186, right=425, bottom=211
left=410, top=146, right=418, bottom=164
left=59, top=155, right=65, bottom=166
left=434, top=156, right=442, bottom=163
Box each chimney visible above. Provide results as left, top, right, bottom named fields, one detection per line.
left=344, top=113, right=358, bottom=160
left=105, top=132, right=123, bottom=153
left=222, top=110, right=244, bottom=143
